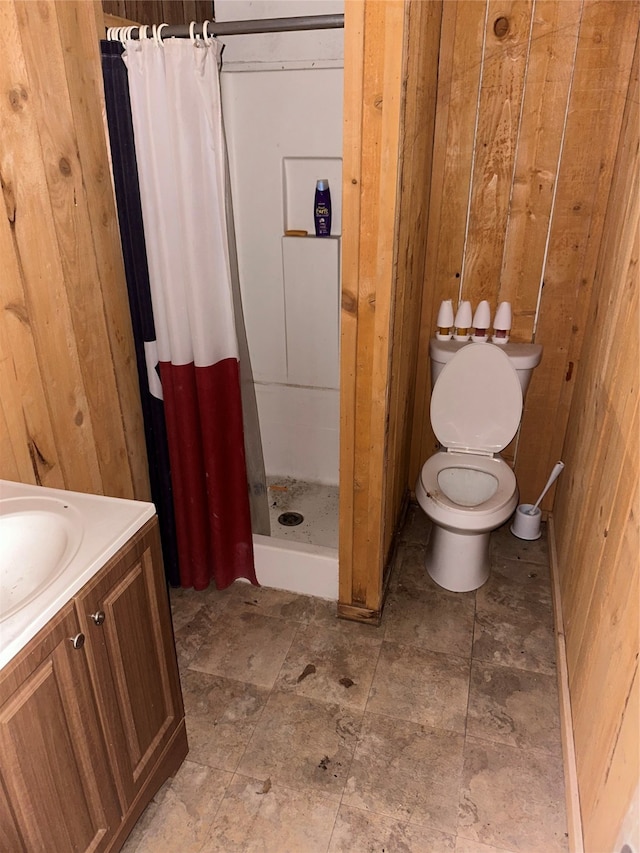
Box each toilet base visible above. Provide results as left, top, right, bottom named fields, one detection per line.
left=426, top=524, right=491, bottom=592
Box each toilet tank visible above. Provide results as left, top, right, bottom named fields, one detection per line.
left=429, top=339, right=543, bottom=398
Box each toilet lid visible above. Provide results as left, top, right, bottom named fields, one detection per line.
left=431, top=343, right=523, bottom=453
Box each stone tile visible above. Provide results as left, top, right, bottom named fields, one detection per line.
left=455, top=838, right=518, bottom=853
left=481, top=556, right=552, bottom=608
left=224, top=583, right=325, bottom=623
left=467, top=661, right=562, bottom=754
left=390, top=542, right=431, bottom=591
left=458, top=737, right=568, bottom=853
left=343, top=712, right=465, bottom=835
left=368, top=641, right=470, bottom=733
left=491, top=522, right=549, bottom=566
left=398, top=503, right=432, bottom=545
left=173, top=601, right=228, bottom=669
left=201, top=774, right=340, bottom=852
left=274, top=621, right=382, bottom=711
left=133, top=760, right=232, bottom=853
left=329, top=804, right=456, bottom=852
left=473, top=596, right=556, bottom=675
left=169, top=587, right=208, bottom=632
left=189, top=610, right=298, bottom=688
left=391, top=541, right=478, bottom=602
left=119, top=800, right=160, bottom=852
left=383, top=582, right=475, bottom=658
left=180, top=669, right=269, bottom=772
left=237, top=691, right=360, bottom=799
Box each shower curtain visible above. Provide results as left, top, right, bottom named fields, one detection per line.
left=104, top=32, right=264, bottom=590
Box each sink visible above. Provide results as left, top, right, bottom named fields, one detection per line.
left=0, top=498, right=83, bottom=621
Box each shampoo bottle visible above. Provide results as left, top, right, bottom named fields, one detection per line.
left=314, top=180, right=332, bottom=237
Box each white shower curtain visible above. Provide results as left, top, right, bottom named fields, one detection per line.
left=122, top=33, right=258, bottom=589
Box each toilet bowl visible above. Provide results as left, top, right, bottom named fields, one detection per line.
left=416, top=341, right=540, bottom=592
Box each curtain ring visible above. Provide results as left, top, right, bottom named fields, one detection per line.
left=121, top=25, right=135, bottom=44
left=155, top=23, right=168, bottom=46
left=189, top=20, right=198, bottom=42
left=202, top=20, right=213, bottom=44
left=139, top=25, right=149, bottom=40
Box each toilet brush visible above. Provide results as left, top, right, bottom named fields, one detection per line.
left=527, top=461, right=565, bottom=514
left=511, top=461, right=564, bottom=540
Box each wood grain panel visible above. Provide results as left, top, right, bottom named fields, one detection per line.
left=384, top=0, right=442, bottom=558
left=409, top=1, right=487, bottom=479
left=0, top=2, right=103, bottom=491
left=0, top=194, right=63, bottom=488
left=15, top=1, right=135, bottom=498
left=340, top=1, right=405, bottom=613
left=349, top=1, right=392, bottom=608
left=0, top=1, right=149, bottom=500
left=338, top=0, right=366, bottom=608
left=102, top=1, right=213, bottom=27
left=499, top=0, right=582, bottom=340
left=339, top=0, right=441, bottom=618
left=515, top=0, right=639, bottom=510
left=461, top=0, right=533, bottom=306
left=361, top=2, right=405, bottom=611
left=553, top=22, right=639, bottom=851
left=57, top=1, right=149, bottom=498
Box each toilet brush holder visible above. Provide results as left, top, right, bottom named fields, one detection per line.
left=510, top=504, right=542, bottom=540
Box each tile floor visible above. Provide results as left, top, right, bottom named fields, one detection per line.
left=122, top=507, right=568, bottom=853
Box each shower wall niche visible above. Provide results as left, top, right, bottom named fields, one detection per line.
left=219, top=6, right=343, bottom=488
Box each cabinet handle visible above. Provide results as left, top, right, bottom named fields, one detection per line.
left=90, top=611, right=106, bottom=626
left=70, top=633, right=85, bottom=650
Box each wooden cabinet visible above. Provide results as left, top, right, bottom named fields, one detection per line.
left=76, top=522, right=185, bottom=813
left=0, top=519, right=187, bottom=852
left=0, top=604, right=121, bottom=851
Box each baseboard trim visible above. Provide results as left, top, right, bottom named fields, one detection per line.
left=548, top=513, right=584, bottom=853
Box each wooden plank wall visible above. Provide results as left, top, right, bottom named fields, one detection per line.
left=339, top=0, right=406, bottom=618
left=383, top=1, right=443, bottom=572
left=0, top=1, right=149, bottom=500
left=553, top=30, right=639, bottom=852
left=409, top=0, right=639, bottom=515
left=339, top=0, right=441, bottom=619
left=102, top=1, right=212, bottom=27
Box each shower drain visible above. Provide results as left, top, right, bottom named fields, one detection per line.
left=278, top=511, right=304, bottom=527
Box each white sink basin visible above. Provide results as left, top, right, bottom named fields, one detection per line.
left=0, top=498, right=83, bottom=621
left=0, top=481, right=155, bottom=669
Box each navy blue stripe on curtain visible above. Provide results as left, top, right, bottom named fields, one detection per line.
left=100, top=40, right=180, bottom=587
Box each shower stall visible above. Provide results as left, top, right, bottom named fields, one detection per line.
left=216, top=1, right=344, bottom=599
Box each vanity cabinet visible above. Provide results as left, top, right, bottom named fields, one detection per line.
left=75, top=521, right=185, bottom=813
left=0, top=603, right=121, bottom=851
left=0, top=518, right=187, bottom=852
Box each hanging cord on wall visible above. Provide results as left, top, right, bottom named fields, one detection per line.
left=106, top=14, right=344, bottom=43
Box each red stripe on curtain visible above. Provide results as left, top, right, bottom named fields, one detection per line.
left=159, top=358, right=257, bottom=590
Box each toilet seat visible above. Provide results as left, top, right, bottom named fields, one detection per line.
left=431, top=343, right=523, bottom=454
left=418, top=452, right=516, bottom=517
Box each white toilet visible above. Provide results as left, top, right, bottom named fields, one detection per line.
left=415, top=339, right=542, bottom=592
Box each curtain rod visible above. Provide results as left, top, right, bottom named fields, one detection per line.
left=115, top=14, right=344, bottom=40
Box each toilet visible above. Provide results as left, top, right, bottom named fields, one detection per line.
left=415, top=339, right=542, bottom=592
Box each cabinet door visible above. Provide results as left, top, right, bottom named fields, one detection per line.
left=0, top=604, right=120, bottom=852
left=76, top=521, right=184, bottom=810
